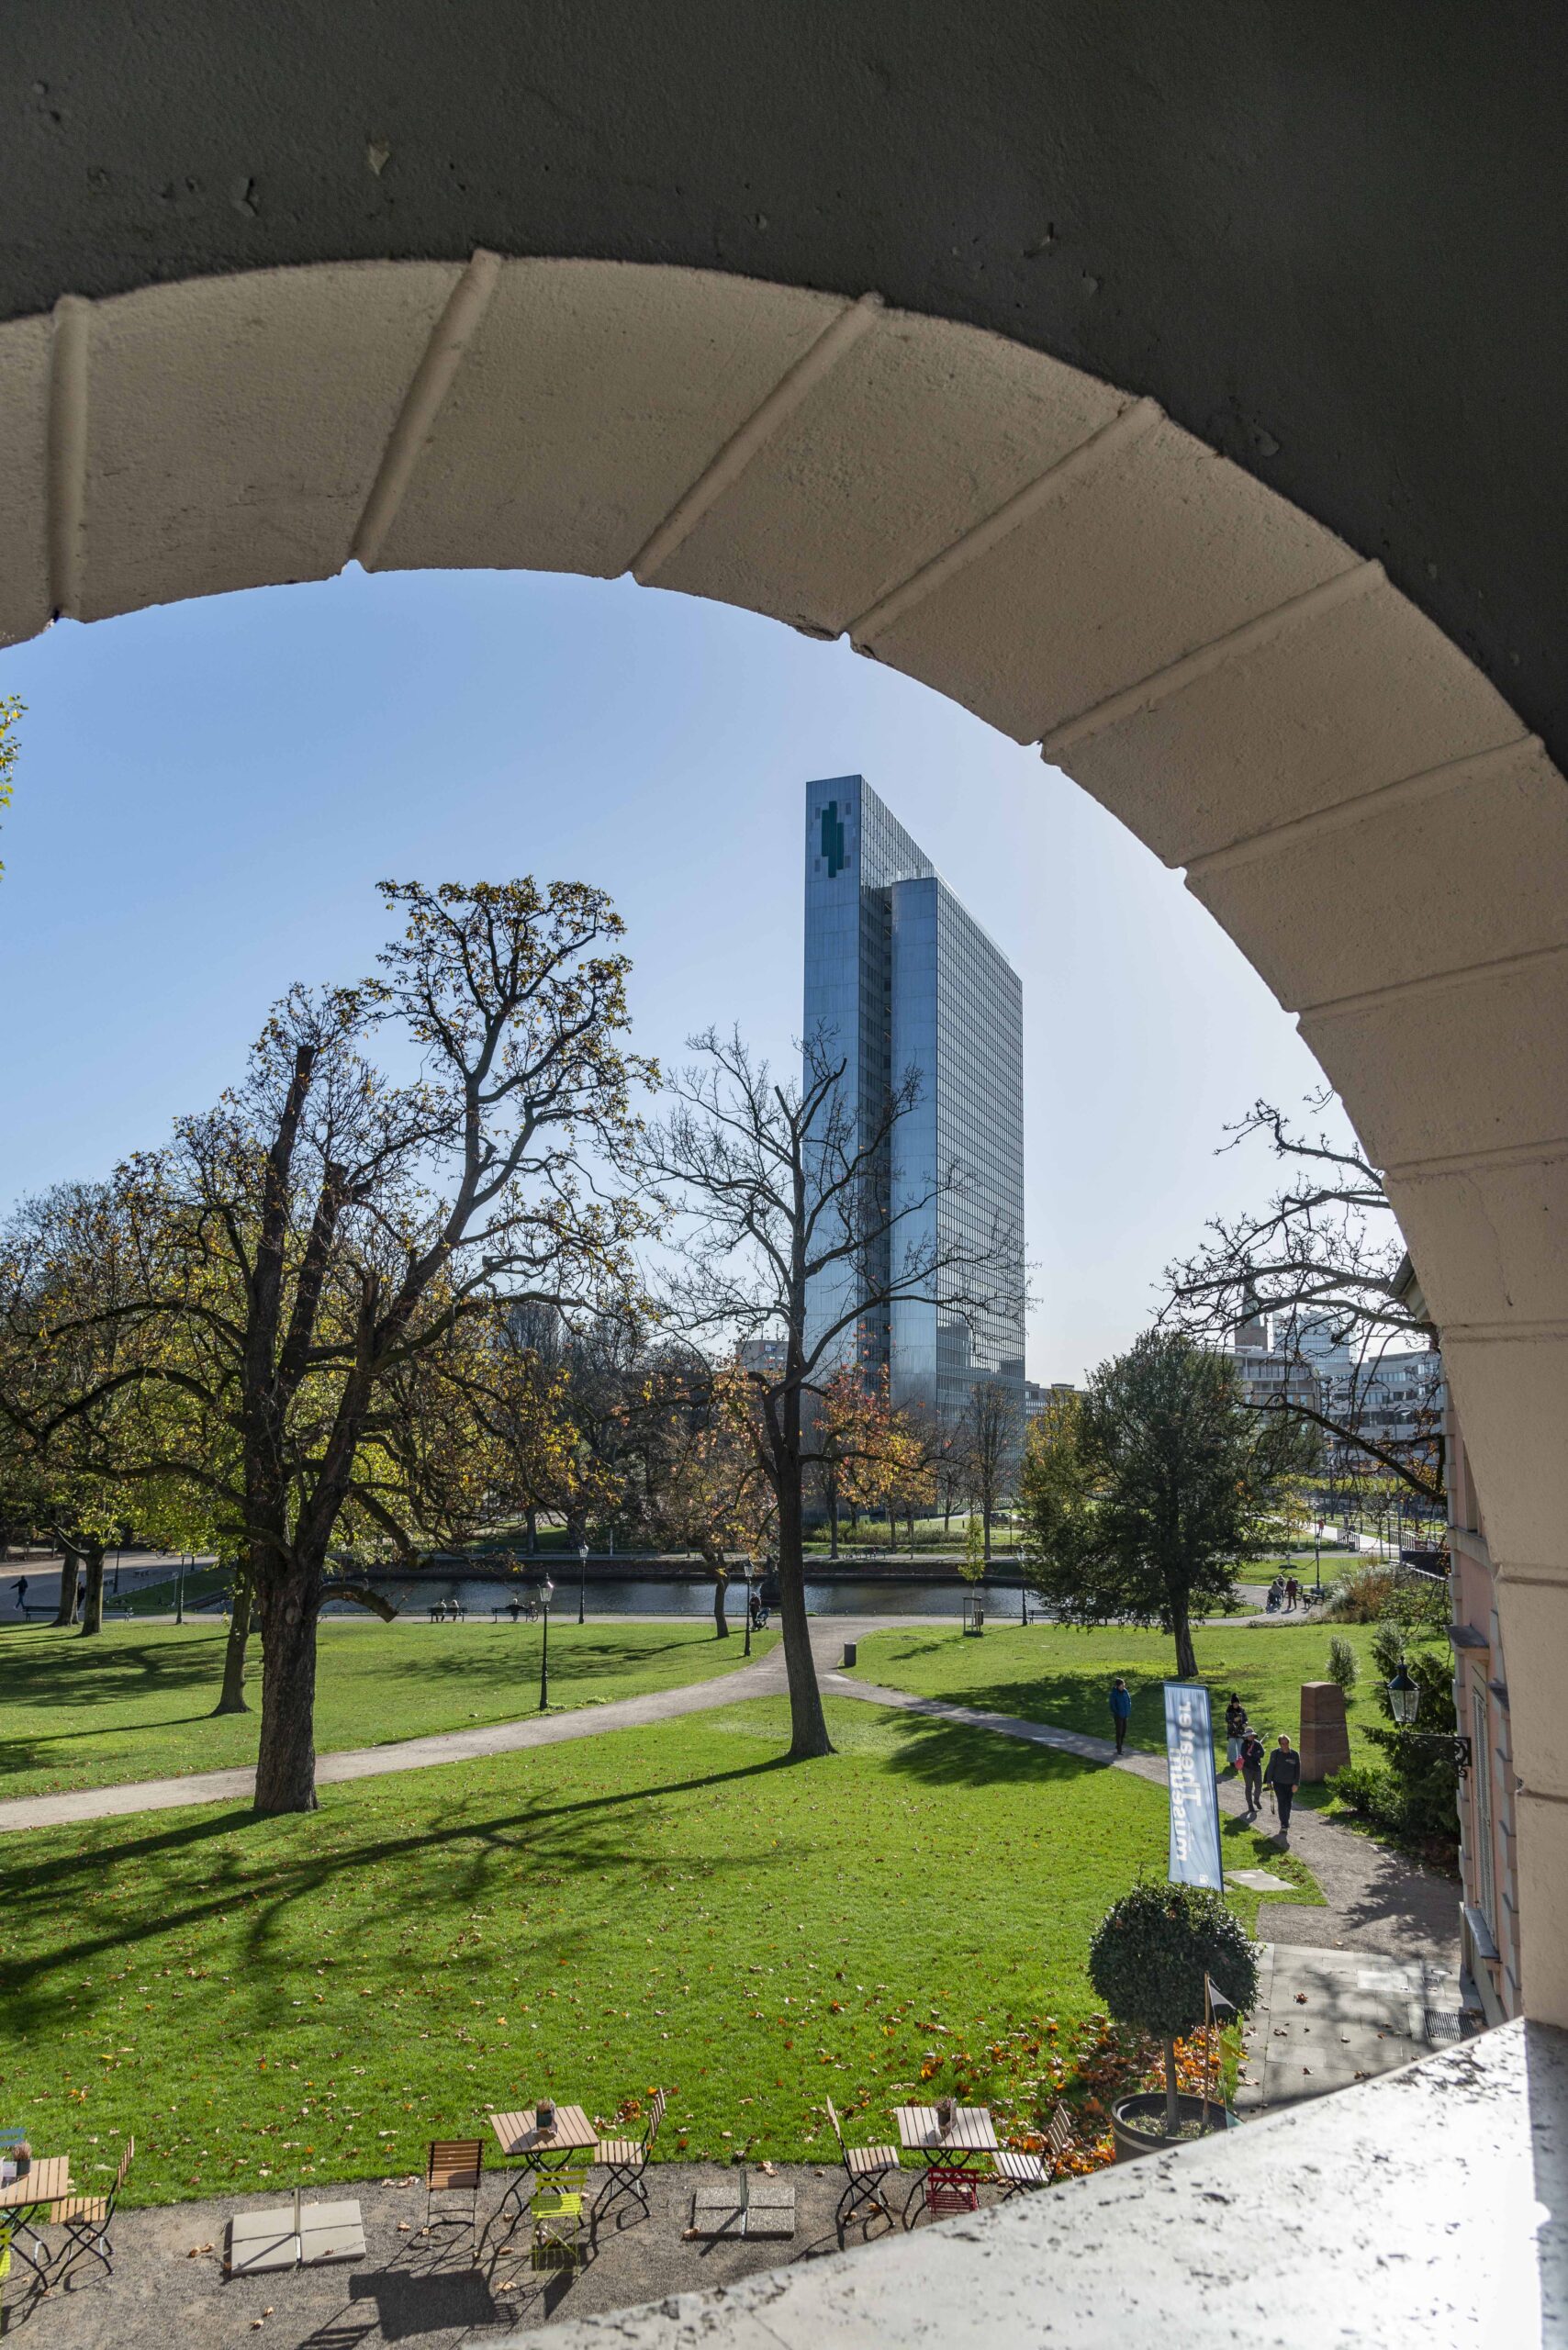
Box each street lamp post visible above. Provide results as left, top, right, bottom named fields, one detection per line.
left=175, top=1554, right=186, bottom=1626
left=539, top=1589, right=551, bottom=1712
left=743, top=1559, right=753, bottom=1658
left=577, top=1542, right=588, bottom=1628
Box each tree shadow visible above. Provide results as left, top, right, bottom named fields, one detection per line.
left=0, top=1751, right=799, bottom=2031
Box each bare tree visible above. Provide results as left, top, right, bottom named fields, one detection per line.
left=958, top=1379, right=1023, bottom=1561
left=631, top=1027, right=1024, bottom=1760
left=1162, top=1091, right=1444, bottom=1507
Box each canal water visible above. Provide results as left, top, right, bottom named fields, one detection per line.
left=328, top=1573, right=1031, bottom=1623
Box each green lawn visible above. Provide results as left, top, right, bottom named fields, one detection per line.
left=0, top=1695, right=1316, bottom=2206
left=851, top=1620, right=1391, bottom=1791
left=0, top=1620, right=776, bottom=1800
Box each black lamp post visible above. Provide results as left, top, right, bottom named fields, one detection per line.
left=577, top=1541, right=588, bottom=1627
left=743, top=1558, right=753, bottom=1658
left=538, top=1587, right=551, bottom=1711
left=175, top=1553, right=186, bottom=1626
left=1386, top=1657, right=1473, bottom=1772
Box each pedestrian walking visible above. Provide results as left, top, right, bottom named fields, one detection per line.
left=1284, top=1573, right=1299, bottom=1612
left=1239, top=1729, right=1265, bottom=1815
left=1109, top=1675, right=1132, bottom=1755
left=15, top=1575, right=27, bottom=1612
left=1224, top=1694, right=1247, bottom=1771
left=1263, top=1733, right=1302, bottom=1840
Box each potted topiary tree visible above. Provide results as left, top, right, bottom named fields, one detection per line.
left=1088, top=1880, right=1260, bottom=2159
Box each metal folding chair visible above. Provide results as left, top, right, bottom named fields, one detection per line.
left=531, top=2153, right=591, bottom=2271
left=824, top=2094, right=902, bottom=2241
left=594, top=2088, right=665, bottom=2223
left=47, top=2135, right=134, bottom=2284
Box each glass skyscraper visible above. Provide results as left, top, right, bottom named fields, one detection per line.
left=802, top=774, right=1025, bottom=1426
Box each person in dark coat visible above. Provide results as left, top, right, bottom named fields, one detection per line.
left=1263, top=1733, right=1303, bottom=1839
left=1109, top=1676, right=1133, bottom=1755
left=1238, top=1728, right=1266, bottom=1816
left=1224, top=1694, right=1248, bottom=1771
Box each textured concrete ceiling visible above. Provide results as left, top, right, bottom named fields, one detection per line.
left=4, top=1, right=1566, bottom=775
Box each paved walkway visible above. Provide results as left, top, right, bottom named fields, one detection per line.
left=825, top=1670, right=1460, bottom=1966
left=0, top=1617, right=892, bottom=1834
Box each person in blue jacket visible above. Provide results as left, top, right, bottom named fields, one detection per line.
left=1109, top=1675, right=1133, bottom=1754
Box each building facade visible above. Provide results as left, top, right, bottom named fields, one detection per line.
left=802, top=774, right=1025, bottom=1427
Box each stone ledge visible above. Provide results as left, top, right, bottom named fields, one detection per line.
left=534, top=2022, right=1561, bottom=2349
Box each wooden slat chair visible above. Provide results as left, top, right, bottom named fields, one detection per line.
left=824, top=2096, right=902, bottom=2242
left=594, top=2088, right=666, bottom=2223
left=531, top=2154, right=592, bottom=2273
left=1044, top=2101, right=1077, bottom=2179
left=425, top=2138, right=484, bottom=2254
left=47, top=2134, right=134, bottom=2284
left=990, top=2145, right=1047, bottom=2199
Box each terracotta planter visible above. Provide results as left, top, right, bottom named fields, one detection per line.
left=1110, top=2091, right=1231, bottom=2162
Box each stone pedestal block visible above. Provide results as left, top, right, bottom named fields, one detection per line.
left=1299, top=1680, right=1351, bottom=1783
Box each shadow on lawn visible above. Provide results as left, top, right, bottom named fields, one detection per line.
left=869, top=1711, right=1106, bottom=1793
left=0, top=1751, right=799, bottom=2028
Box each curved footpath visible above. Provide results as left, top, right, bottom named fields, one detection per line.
left=4, top=1616, right=1458, bottom=1964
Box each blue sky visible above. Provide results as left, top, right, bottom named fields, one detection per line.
left=0, top=565, right=1335, bottom=1378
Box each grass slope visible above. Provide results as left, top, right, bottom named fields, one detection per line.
left=0, top=1696, right=1315, bottom=2205
left=852, top=1621, right=1389, bottom=1794
left=0, top=1620, right=776, bottom=1800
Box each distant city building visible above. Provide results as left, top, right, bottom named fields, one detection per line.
left=736, top=1337, right=789, bottom=1379
left=1230, top=1305, right=1443, bottom=1471
left=1024, top=1379, right=1079, bottom=1421
left=802, top=774, right=1025, bottom=1427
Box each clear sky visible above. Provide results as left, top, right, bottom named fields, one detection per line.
left=0, top=564, right=1338, bottom=1381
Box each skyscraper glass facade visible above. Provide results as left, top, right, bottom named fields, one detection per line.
left=803, top=774, right=1025, bottom=1426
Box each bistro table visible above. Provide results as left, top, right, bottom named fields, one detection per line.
left=0, top=2156, right=71, bottom=2294
left=487, top=2107, right=597, bottom=2225
left=894, top=2106, right=998, bottom=2224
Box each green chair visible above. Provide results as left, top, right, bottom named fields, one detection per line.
left=531, top=2154, right=591, bottom=2272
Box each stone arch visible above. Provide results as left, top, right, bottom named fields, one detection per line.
left=1, top=254, right=1564, bottom=2012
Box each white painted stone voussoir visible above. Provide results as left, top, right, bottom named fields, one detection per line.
left=1058, top=569, right=1525, bottom=869
left=858, top=412, right=1359, bottom=746
left=1298, top=951, right=1568, bottom=1175
left=375, top=261, right=847, bottom=584
left=0, top=311, right=53, bottom=645
left=1387, top=1147, right=1568, bottom=1331
left=649, top=302, right=1126, bottom=640
left=77, top=263, right=468, bottom=626
left=1188, top=735, right=1568, bottom=1012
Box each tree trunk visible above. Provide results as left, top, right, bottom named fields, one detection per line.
left=212, top=1565, right=254, bottom=1714
left=828, top=1480, right=839, bottom=1561
left=78, top=1541, right=106, bottom=1637
left=982, top=1501, right=993, bottom=1562
left=253, top=1560, right=321, bottom=1814
left=777, top=1460, right=833, bottom=1761
left=1163, top=2035, right=1181, bottom=2137
left=525, top=1506, right=538, bottom=1557
left=1170, top=1595, right=1198, bottom=1680
left=53, top=1547, right=80, bottom=1626
left=712, top=1563, right=730, bottom=1639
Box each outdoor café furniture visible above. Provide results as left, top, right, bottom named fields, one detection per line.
left=894, top=2103, right=999, bottom=2224
left=530, top=2152, right=592, bottom=2272
left=824, top=2095, right=902, bottom=2240
left=1043, top=2100, right=1077, bottom=2179
left=989, top=2146, right=1047, bottom=2199
left=488, top=2105, right=597, bottom=2226
left=45, top=2135, right=133, bottom=2284
left=0, top=2153, right=72, bottom=2293
left=594, top=2088, right=666, bottom=2222
left=424, top=2139, right=484, bottom=2253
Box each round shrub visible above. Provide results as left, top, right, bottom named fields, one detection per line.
left=1089, top=1881, right=1260, bottom=2044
